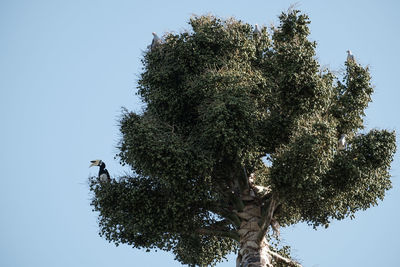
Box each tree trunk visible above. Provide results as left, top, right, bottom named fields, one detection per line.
left=234, top=194, right=302, bottom=267
left=237, top=234, right=271, bottom=267
left=235, top=199, right=273, bottom=267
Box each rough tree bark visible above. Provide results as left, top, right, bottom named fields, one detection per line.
left=234, top=181, right=277, bottom=267
left=233, top=175, right=301, bottom=267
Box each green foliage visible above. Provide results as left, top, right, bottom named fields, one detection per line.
left=90, top=10, right=396, bottom=266
left=173, top=234, right=238, bottom=266
left=332, top=61, right=374, bottom=134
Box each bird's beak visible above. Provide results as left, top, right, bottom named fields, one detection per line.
left=89, top=160, right=100, bottom=167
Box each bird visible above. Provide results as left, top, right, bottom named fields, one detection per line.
left=347, top=50, right=355, bottom=63
left=254, top=24, right=261, bottom=36
left=338, top=134, right=346, bottom=150
left=90, top=160, right=111, bottom=182
left=150, top=32, right=162, bottom=50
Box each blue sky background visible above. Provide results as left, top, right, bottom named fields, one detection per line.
left=1, top=0, right=399, bottom=266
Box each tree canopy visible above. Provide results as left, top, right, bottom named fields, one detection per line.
left=89, top=10, right=396, bottom=266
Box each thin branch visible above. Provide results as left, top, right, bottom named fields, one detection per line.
left=257, top=194, right=279, bottom=243
left=241, top=166, right=250, bottom=189
left=196, top=228, right=240, bottom=241
left=209, top=206, right=241, bottom=227
left=269, top=250, right=303, bottom=267
left=223, top=211, right=241, bottom=227
left=209, top=219, right=231, bottom=227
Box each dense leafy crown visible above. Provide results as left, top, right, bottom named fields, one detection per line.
left=90, top=10, right=396, bottom=266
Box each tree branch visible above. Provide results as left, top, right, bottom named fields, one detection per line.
left=269, top=250, right=303, bottom=267
left=196, top=228, right=240, bottom=241
left=257, top=194, right=279, bottom=243
left=209, top=219, right=231, bottom=227
left=209, top=206, right=241, bottom=228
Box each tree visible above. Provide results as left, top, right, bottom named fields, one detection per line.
left=89, top=10, right=396, bottom=267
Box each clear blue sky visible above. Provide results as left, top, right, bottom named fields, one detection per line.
left=1, top=0, right=399, bottom=266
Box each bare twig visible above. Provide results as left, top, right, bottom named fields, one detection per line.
left=269, top=250, right=303, bottom=267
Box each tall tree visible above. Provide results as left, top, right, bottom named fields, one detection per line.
left=89, top=10, right=396, bottom=267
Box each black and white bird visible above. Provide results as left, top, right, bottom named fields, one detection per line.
left=347, top=50, right=355, bottom=63
left=254, top=24, right=261, bottom=36
left=90, top=160, right=111, bottom=182
left=338, top=134, right=346, bottom=151
left=150, top=32, right=162, bottom=50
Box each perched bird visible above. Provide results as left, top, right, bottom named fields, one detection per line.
left=254, top=24, right=261, bottom=36
left=347, top=50, right=355, bottom=63
left=90, top=160, right=111, bottom=182
left=338, top=134, right=346, bottom=150
left=150, top=32, right=162, bottom=50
